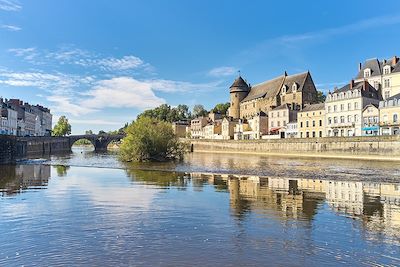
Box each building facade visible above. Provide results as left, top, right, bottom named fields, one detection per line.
left=379, top=93, right=400, bottom=135
left=325, top=81, right=381, bottom=137
left=268, top=104, right=298, bottom=138
left=355, top=56, right=400, bottom=100
left=297, top=103, right=325, bottom=138
left=229, top=72, right=318, bottom=120
left=362, top=104, right=380, bottom=136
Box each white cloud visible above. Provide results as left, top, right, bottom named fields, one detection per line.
left=69, top=119, right=122, bottom=126
left=208, top=66, right=237, bottom=77
left=46, top=95, right=96, bottom=116
left=82, top=77, right=166, bottom=109
left=97, top=55, right=144, bottom=70
left=1, top=24, right=21, bottom=31
left=8, top=47, right=37, bottom=60
left=0, top=0, right=21, bottom=11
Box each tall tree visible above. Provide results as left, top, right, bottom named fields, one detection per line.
left=52, top=116, right=71, bottom=136
left=317, top=91, right=326, bottom=103
left=192, top=104, right=208, bottom=118
left=211, top=102, right=230, bottom=115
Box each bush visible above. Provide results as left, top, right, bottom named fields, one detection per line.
left=119, top=117, right=187, bottom=162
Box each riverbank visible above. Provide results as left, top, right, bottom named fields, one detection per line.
left=189, top=135, right=400, bottom=162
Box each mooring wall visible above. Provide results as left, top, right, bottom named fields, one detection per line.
left=0, top=136, right=17, bottom=164
left=189, top=135, right=400, bottom=159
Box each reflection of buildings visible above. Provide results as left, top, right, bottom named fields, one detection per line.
left=190, top=172, right=400, bottom=240
left=0, top=165, right=50, bottom=196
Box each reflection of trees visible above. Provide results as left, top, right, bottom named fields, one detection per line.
left=54, top=165, right=70, bottom=177
left=125, top=168, right=189, bottom=188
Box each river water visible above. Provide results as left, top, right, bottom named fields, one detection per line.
left=0, top=147, right=399, bottom=266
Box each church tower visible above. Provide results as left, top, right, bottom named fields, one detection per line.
left=229, top=75, right=250, bottom=119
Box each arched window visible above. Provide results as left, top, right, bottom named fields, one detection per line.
left=292, top=83, right=297, bottom=92
left=282, top=85, right=287, bottom=94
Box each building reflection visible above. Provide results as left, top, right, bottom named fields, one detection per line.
left=0, top=165, right=51, bottom=196
left=190, top=172, right=400, bottom=241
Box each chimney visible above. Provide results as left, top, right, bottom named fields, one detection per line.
left=350, top=79, right=355, bottom=89
left=358, top=63, right=362, bottom=71
left=392, top=56, right=398, bottom=65
left=363, top=80, right=369, bottom=90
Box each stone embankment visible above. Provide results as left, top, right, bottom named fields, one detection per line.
left=189, top=135, right=400, bottom=161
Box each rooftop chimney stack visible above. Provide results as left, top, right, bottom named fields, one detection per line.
left=363, top=79, right=368, bottom=90
left=350, top=79, right=355, bottom=89
left=392, top=56, right=398, bottom=65
left=358, top=63, right=362, bottom=71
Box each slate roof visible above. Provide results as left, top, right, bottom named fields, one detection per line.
left=362, top=103, right=379, bottom=111
left=355, top=56, right=400, bottom=79
left=386, top=92, right=400, bottom=101
left=299, top=103, right=325, bottom=112
left=334, top=81, right=381, bottom=100
left=281, top=71, right=309, bottom=93
left=229, top=76, right=250, bottom=93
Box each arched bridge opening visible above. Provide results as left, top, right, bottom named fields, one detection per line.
left=68, top=134, right=124, bottom=152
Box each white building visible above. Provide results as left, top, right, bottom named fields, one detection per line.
left=285, top=122, right=298, bottom=138
left=0, top=103, right=18, bottom=135
left=325, top=80, right=381, bottom=137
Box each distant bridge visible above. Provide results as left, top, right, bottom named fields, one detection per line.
left=68, top=134, right=125, bottom=152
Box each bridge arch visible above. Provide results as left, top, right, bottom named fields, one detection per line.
left=70, top=137, right=96, bottom=150
left=68, top=134, right=124, bottom=152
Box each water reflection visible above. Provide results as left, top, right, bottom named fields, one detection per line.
left=0, top=165, right=50, bottom=196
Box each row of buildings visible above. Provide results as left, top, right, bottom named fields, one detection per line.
left=0, top=98, right=52, bottom=136
left=174, top=56, right=400, bottom=139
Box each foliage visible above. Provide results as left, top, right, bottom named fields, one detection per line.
left=138, top=104, right=191, bottom=122
left=192, top=104, right=208, bottom=118
left=85, top=130, right=93, bottom=135
left=119, top=117, right=188, bottom=162
left=73, top=139, right=92, bottom=146
left=98, top=130, right=106, bottom=134
left=52, top=116, right=71, bottom=136
left=317, top=91, right=326, bottom=103
left=211, top=102, right=230, bottom=115
left=54, top=165, right=70, bottom=177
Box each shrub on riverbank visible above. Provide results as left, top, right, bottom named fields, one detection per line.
left=119, top=117, right=187, bottom=162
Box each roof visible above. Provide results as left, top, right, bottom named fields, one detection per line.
left=229, top=76, right=250, bottom=93
left=241, top=71, right=310, bottom=103
left=281, top=72, right=309, bottom=93
left=272, top=103, right=290, bottom=111
left=362, top=103, right=379, bottom=111
left=387, top=92, right=400, bottom=101
left=334, top=81, right=381, bottom=100
left=241, top=75, right=285, bottom=102
left=299, top=103, right=325, bottom=112
left=355, top=56, right=400, bottom=79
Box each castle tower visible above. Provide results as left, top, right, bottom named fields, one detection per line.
left=229, top=76, right=250, bottom=119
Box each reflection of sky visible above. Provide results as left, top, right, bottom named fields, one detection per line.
left=0, top=165, right=399, bottom=266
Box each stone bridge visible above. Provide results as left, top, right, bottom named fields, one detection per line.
left=68, top=134, right=125, bottom=152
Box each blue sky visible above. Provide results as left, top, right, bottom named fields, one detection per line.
left=0, top=0, right=400, bottom=134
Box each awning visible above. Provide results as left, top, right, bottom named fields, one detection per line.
left=269, top=127, right=281, bottom=132
left=362, top=126, right=379, bottom=131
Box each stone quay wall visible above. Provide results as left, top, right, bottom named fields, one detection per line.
left=0, top=136, right=17, bottom=164
left=189, top=135, right=400, bottom=160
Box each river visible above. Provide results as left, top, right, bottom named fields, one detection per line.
left=0, top=147, right=399, bottom=266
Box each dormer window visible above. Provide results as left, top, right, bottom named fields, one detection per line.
left=292, top=83, right=297, bottom=92
left=383, top=65, right=391, bottom=75
left=364, top=69, right=371, bottom=78
left=281, top=85, right=287, bottom=95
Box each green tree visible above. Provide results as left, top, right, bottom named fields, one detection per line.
left=138, top=104, right=192, bottom=122
left=317, top=91, right=326, bottom=103
left=192, top=104, right=208, bottom=118
left=85, top=130, right=93, bottom=135
left=52, top=116, right=71, bottom=136
left=211, top=102, right=230, bottom=115
left=119, top=117, right=187, bottom=162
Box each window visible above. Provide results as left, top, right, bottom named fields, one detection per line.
left=312, top=120, right=315, bottom=127
left=271, top=113, right=274, bottom=118
left=282, top=85, right=287, bottom=94
left=300, top=121, right=303, bottom=127
left=340, top=116, right=345, bottom=123
left=293, top=94, right=296, bottom=99
left=334, top=117, right=338, bottom=123
left=283, top=121, right=286, bottom=126
left=271, top=121, right=274, bottom=127
left=300, top=132, right=303, bottom=138
left=384, top=78, right=390, bottom=88
left=334, top=105, right=337, bottom=112
left=384, top=66, right=391, bottom=75
left=355, top=114, right=359, bottom=122
left=319, top=120, right=322, bottom=126
left=394, top=114, right=398, bottom=123
left=292, top=83, right=297, bottom=92
left=328, top=106, right=331, bottom=113
left=328, top=117, right=332, bottom=124
left=348, top=103, right=351, bottom=110
left=364, top=69, right=371, bottom=78
left=354, top=102, right=359, bottom=109
left=312, top=131, right=316, bottom=138
left=340, top=104, right=344, bottom=111
left=347, top=115, right=352, bottom=123
left=374, top=81, right=380, bottom=89
left=385, top=91, right=390, bottom=99
left=277, top=112, right=280, bottom=118
left=306, top=121, right=309, bottom=127
left=253, top=102, right=255, bottom=108
left=306, top=132, right=309, bottom=138
left=319, top=131, right=322, bottom=137
left=277, top=121, right=280, bottom=127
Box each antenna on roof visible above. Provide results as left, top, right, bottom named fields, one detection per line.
left=238, top=70, right=241, bottom=77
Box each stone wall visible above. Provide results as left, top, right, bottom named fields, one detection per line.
left=0, top=136, right=17, bottom=164
left=16, top=136, right=71, bottom=157
left=189, top=135, right=400, bottom=159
